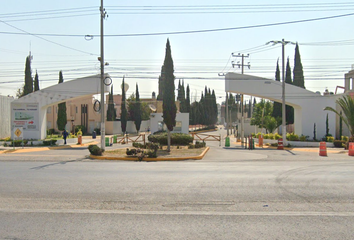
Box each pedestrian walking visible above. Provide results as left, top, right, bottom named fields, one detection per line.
left=62, top=129, right=68, bottom=144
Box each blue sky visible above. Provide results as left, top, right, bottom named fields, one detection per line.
left=1, top=0, right=354, bottom=103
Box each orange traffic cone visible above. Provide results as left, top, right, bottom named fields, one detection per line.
left=319, top=142, right=327, bottom=156
left=348, top=142, right=354, bottom=156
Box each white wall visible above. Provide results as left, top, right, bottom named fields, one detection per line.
left=150, top=113, right=189, bottom=134
left=0, top=95, right=14, bottom=139
left=105, top=120, right=150, bottom=135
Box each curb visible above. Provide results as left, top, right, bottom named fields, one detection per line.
left=90, top=147, right=210, bottom=161
left=0, top=141, right=98, bottom=154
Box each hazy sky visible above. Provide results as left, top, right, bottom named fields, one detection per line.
left=1, top=0, right=354, bottom=103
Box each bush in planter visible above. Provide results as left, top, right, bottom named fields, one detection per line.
left=287, top=133, right=299, bottom=141
left=268, top=133, right=275, bottom=140
left=195, top=141, right=206, bottom=148
left=326, top=136, right=334, bottom=142
left=148, top=133, right=193, bottom=145
left=43, top=139, right=57, bottom=146
left=333, top=140, right=345, bottom=148
left=342, top=136, right=349, bottom=142
left=274, top=133, right=281, bottom=140
left=88, top=144, right=104, bottom=156
left=263, top=134, right=269, bottom=139
left=299, top=135, right=309, bottom=142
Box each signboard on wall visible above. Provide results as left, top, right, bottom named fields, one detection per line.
left=11, top=103, right=39, bottom=131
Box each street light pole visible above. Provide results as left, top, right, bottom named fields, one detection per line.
left=266, top=39, right=295, bottom=146
left=100, top=0, right=106, bottom=150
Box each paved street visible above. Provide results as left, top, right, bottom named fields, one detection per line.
left=0, top=137, right=354, bottom=239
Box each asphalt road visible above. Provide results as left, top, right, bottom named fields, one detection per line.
left=1, top=138, right=354, bottom=240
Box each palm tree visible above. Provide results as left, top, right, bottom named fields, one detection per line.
left=324, top=95, right=354, bottom=137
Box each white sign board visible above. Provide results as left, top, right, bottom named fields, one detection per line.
left=11, top=103, right=39, bottom=131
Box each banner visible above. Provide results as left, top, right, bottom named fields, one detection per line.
left=12, top=103, right=39, bottom=131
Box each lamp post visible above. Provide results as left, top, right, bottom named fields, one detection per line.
left=266, top=39, right=295, bottom=146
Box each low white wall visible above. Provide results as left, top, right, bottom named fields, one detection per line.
left=105, top=120, right=150, bottom=135
left=0, top=96, right=14, bottom=139
left=257, top=138, right=334, bottom=147
left=150, top=113, right=189, bottom=134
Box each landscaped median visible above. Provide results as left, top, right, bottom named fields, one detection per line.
left=90, top=146, right=210, bottom=161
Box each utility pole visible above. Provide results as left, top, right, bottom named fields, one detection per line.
left=100, top=0, right=107, bottom=150
left=266, top=39, right=295, bottom=146
left=232, top=53, right=250, bottom=147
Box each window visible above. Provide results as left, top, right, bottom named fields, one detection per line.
left=76, top=106, right=78, bottom=114
left=47, top=107, right=52, bottom=114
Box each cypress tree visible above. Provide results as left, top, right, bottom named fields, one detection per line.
left=34, top=70, right=40, bottom=91
left=162, top=39, right=177, bottom=151
left=121, top=77, right=128, bottom=133
left=293, top=42, right=305, bottom=89
left=107, top=85, right=116, bottom=121
left=285, top=58, right=294, bottom=125
left=186, top=84, right=191, bottom=113
left=57, top=71, right=67, bottom=131
left=134, top=83, right=142, bottom=132
left=23, top=55, right=33, bottom=96
left=212, top=90, right=218, bottom=124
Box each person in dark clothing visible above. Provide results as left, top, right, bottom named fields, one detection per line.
left=62, top=130, right=68, bottom=144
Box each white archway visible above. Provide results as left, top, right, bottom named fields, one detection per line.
left=11, top=74, right=109, bottom=140
left=225, top=72, right=340, bottom=139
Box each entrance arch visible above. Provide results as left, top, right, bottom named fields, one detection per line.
left=225, top=72, right=339, bottom=139
left=11, top=74, right=109, bottom=140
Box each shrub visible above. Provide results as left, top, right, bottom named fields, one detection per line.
left=188, top=144, right=195, bottom=149
left=132, top=142, right=145, bottom=148
left=46, top=129, right=55, bottom=135
left=263, top=134, right=269, bottom=139
left=274, top=133, right=281, bottom=140
left=75, top=125, right=87, bottom=134
left=256, top=132, right=262, bottom=138
left=342, top=136, right=349, bottom=142
left=88, top=144, right=104, bottom=156
left=145, top=150, right=157, bottom=158
left=9, top=140, right=24, bottom=147
left=287, top=133, right=299, bottom=141
left=148, top=133, right=193, bottom=145
left=333, top=140, right=345, bottom=148
left=299, top=135, right=308, bottom=142
left=327, top=136, right=334, bottom=142
left=195, top=141, right=206, bottom=148
left=43, top=140, right=57, bottom=146
left=268, top=133, right=274, bottom=140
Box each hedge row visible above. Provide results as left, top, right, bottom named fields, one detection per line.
left=148, top=133, right=193, bottom=145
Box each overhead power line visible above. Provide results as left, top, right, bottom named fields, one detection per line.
left=0, top=12, right=353, bottom=38
left=0, top=20, right=97, bottom=55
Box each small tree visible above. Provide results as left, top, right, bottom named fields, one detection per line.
left=34, top=70, right=40, bottom=91
left=161, top=39, right=177, bottom=152
left=326, top=113, right=330, bottom=137
left=121, top=77, right=128, bottom=134
left=57, top=71, right=67, bottom=131
left=134, top=83, right=142, bottom=132
left=339, top=111, right=343, bottom=140
left=107, top=85, right=116, bottom=121
left=23, top=55, right=33, bottom=96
